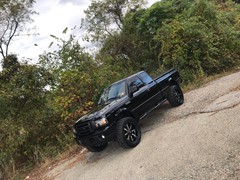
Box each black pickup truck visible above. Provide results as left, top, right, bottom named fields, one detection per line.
left=73, top=69, right=184, bottom=152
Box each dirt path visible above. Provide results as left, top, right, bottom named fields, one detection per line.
left=41, top=71, right=240, bottom=180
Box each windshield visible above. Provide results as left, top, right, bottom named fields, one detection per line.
left=99, top=81, right=126, bottom=105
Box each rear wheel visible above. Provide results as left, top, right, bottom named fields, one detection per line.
left=168, top=85, right=184, bottom=107
left=85, top=143, right=108, bottom=152
left=116, top=117, right=141, bottom=148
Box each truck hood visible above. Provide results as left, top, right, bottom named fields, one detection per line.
left=75, top=96, right=127, bottom=123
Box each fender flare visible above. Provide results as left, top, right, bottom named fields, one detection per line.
left=115, top=108, right=135, bottom=120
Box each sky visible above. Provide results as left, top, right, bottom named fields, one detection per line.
left=10, top=0, right=159, bottom=62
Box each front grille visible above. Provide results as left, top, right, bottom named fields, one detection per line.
left=75, top=121, right=93, bottom=136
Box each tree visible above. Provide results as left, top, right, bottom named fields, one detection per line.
left=0, top=60, right=57, bottom=178
left=0, top=0, right=35, bottom=60
left=83, top=0, right=146, bottom=43
left=98, top=0, right=179, bottom=74
left=97, top=0, right=240, bottom=84
left=154, top=0, right=240, bottom=83
left=0, top=54, right=20, bottom=82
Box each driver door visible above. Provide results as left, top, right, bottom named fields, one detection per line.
left=127, top=76, right=150, bottom=118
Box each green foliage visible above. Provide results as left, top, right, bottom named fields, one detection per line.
left=97, top=1, right=167, bottom=75
left=83, top=0, right=146, bottom=42
left=135, top=1, right=175, bottom=36
left=39, top=33, right=124, bottom=131
left=98, top=0, right=240, bottom=84
left=1, top=54, right=20, bottom=82
left=154, top=0, right=240, bottom=83
left=0, top=58, right=61, bottom=178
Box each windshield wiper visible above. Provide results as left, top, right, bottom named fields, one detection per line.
left=107, top=97, right=119, bottom=102
left=107, top=95, right=125, bottom=102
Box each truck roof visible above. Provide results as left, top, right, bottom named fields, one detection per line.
left=111, top=71, right=145, bottom=85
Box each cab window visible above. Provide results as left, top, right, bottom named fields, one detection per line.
left=138, top=72, right=153, bottom=85
left=128, top=76, right=144, bottom=88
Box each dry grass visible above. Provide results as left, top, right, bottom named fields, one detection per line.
left=24, top=145, right=84, bottom=180
left=183, top=66, right=240, bottom=93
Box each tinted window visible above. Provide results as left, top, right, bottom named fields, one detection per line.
left=108, top=81, right=126, bottom=100
left=129, top=76, right=144, bottom=88
left=99, top=81, right=126, bottom=104
left=139, top=72, right=153, bottom=84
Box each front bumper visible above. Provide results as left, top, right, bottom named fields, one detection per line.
left=74, top=123, right=116, bottom=147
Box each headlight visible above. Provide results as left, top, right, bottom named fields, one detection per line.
left=94, top=118, right=108, bottom=127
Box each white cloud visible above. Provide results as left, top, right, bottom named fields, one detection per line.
left=9, top=0, right=90, bottom=62
left=10, top=0, right=159, bottom=62
left=59, top=0, right=90, bottom=5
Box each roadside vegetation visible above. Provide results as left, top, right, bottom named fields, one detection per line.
left=0, top=0, right=240, bottom=179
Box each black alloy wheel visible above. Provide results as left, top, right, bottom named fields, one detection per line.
left=124, top=122, right=138, bottom=142
left=168, top=85, right=184, bottom=107
left=116, top=117, right=141, bottom=148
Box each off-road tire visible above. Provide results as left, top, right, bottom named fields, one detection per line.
left=168, top=85, right=184, bottom=107
left=116, top=117, right=141, bottom=148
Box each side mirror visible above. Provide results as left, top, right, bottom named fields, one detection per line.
left=129, top=84, right=138, bottom=98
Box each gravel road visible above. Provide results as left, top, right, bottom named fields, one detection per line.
left=45, top=71, right=240, bottom=180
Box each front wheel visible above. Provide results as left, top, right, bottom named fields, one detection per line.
left=85, top=143, right=108, bottom=152
left=116, top=117, right=141, bottom=149
left=168, top=85, right=184, bottom=107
